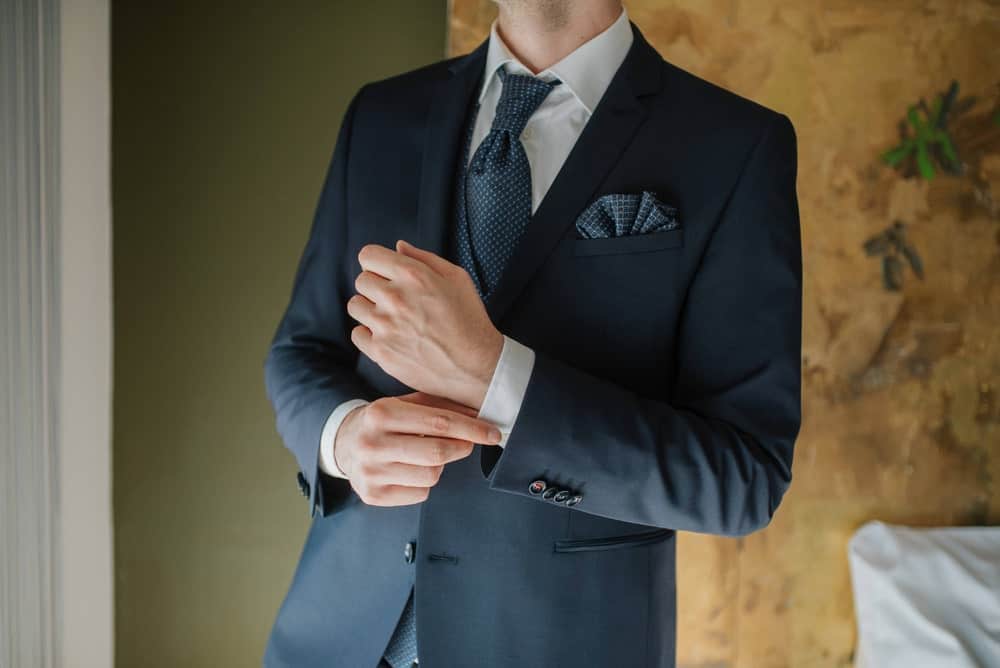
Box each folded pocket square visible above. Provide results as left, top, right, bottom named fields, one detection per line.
left=575, top=191, right=680, bottom=239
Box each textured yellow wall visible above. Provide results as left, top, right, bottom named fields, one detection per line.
left=450, top=2, right=1000, bottom=666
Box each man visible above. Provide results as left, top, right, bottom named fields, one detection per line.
left=263, top=0, right=802, bottom=665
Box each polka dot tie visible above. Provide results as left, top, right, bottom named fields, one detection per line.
left=457, top=66, right=560, bottom=300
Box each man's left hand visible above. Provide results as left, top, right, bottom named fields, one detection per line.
left=348, top=240, right=503, bottom=412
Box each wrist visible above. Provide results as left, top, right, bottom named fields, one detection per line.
left=334, top=405, right=365, bottom=478
left=467, top=328, right=504, bottom=410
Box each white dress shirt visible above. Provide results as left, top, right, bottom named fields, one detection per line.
left=319, top=7, right=634, bottom=478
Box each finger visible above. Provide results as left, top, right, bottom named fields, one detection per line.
left=395, top=239, right=459, bottom=277
left=359, top=483, right=430, bottom=507
left=354, top=270, right=392, bottom=303
left=396, top=391, right=479, bottom=418
left=364, top=460, right=446, bottom=487
left=350, top=324, right=375, bottom=357
left=357, top=243, right=427, bottom=282
left=377, top=398, right=502, bottom=444
left=373, top=433, right=475, bottom=466
left=345, top=294, right=384, bottom=332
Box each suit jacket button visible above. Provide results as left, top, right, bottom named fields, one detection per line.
left=542, top=487, right=558, bottom=500
left=404, top=541, right=416, bottom=564
left=565, top=494, right=583, bottom=507
left=296, top=471, right=309, bottom=498
left=553, top=490, right=571, bottom=503
left=529, top=480, right=547, bottom=495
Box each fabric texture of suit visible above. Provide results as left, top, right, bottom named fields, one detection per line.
left=263, top=22, right=802, bottom=668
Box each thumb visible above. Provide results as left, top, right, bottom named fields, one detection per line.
left=396, top=239, right=456, bottom=276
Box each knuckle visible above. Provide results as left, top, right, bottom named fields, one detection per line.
left=428, top=413, right=451, bottom=434
left=356, top=461, right=378, bottom=480
left=355, top=432, right=378, bottom=456
left=364, top=399, right=390, bottom=425
left=400, top=264, right=423, bottom=284
left=383, top=287, right=406, bottom=312
left=353, top=479, right=373, bottom=500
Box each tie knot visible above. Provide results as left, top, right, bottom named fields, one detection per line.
left=492, top=66, right=560, bottom=136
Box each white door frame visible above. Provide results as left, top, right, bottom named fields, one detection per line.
left=1, top=0, right=114, bottom=666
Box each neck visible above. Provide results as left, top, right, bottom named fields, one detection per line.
left=494, top=0, right=623, bottom=74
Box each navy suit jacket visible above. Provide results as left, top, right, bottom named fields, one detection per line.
left=263, top=22, right=801, bottom=668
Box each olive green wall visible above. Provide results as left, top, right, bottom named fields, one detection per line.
left=111, top=3, right=446, bottom=665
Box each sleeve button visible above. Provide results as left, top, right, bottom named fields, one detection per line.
left=529, top=480, right=547, bottom=495
left=565, top=494, right=582, bottom=507
left=542, top=487, right=558, bottom=500
left=553, top=490, right=571, bottom=503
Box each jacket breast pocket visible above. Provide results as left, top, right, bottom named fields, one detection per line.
left=552, top=527, right=675, bottom=553
left=573, top=227, right=683, bottom=257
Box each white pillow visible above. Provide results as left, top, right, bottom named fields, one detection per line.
left=848, top=520, right=1000, bottom=668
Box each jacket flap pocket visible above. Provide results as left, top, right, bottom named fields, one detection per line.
left=553, top=527, right=674, bottom=553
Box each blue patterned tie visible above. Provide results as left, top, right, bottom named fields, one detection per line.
left=456, top=66, right=560, bottom=300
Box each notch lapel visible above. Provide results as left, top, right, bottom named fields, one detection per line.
left=484, top=24, right=665, bottom=325
left=416, top=40, right=488, bottom=257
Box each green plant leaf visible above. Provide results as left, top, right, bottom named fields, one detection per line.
left=937, top=133, right=959, bottom=166
left=916, top=143, right=935, bottom=179
left=929, top=95, right=943, bottom=126
left=882, top=143, right=912, bottom=166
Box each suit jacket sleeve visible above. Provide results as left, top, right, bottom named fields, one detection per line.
left=482, top=113, right=802, bottom=537
left=264, top=85, right=378, bottom=518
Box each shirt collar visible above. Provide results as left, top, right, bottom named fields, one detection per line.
left=477, top=6, right=634, bottom=115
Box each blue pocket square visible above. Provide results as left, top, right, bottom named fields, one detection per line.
left=575, top=191, right=680, bottom=239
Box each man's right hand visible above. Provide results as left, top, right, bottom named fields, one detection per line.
left=333, top=391, right=503, bottom=506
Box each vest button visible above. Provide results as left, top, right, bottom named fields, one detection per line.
left=404, top=541, right=415, bottom=564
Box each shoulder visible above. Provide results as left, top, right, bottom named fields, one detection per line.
left=656, top=60, right=795, bottom=143
left=352, top=55, right=464, bottom=117
left=649, top=56, right=796, bottom=160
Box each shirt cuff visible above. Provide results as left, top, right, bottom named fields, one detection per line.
left=476, top=335, right=535, bottom=448
left=319, top=398, right=370, bottom=479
